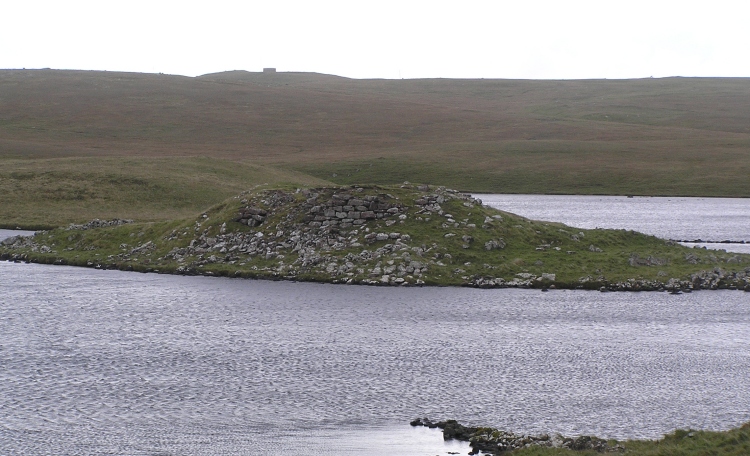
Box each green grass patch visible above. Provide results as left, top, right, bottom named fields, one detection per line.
left=512, top=422, right=750, bottom=455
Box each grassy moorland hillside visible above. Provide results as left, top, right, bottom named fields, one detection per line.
left=1, top=69, right=749, bottom=227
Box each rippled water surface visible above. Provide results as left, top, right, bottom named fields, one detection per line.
left=2, top=261, right=750, bottom=455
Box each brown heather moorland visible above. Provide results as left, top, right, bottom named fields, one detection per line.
left=1, top=69, right=749, bottom=227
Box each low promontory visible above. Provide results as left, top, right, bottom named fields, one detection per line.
left=411, top=418, right=750, bottom=455
left=2, top=184, right=749, bottom=291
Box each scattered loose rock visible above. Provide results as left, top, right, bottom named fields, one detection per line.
left=67, top=219, right=133, bottom=230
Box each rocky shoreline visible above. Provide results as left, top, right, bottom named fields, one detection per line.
left=410, top=418, right=623, bottom=454
left=2, top=184, right=750, bottom=291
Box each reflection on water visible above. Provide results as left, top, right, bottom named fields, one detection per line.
left=269, top=426, right=469, bottom=456
left=1, top=262, right=750, bottom=455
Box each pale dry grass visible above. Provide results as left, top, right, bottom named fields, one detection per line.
left=0, top=156, right=330, bottom=228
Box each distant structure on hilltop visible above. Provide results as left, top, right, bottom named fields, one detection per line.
left=263, top=68, right=276, bottom=73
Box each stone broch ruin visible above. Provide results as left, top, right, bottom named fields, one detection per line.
left=236, top=191, right=405, bottom=229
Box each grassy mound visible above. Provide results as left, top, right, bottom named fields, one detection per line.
left=2, top=184, right=749, bottom=290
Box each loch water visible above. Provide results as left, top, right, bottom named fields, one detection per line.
left=1, top=195, right=750, bottom=455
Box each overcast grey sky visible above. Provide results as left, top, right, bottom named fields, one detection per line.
left=3, top=0, right=748, bottom=79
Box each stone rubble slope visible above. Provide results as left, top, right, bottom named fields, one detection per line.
left=161, top=184, right=496, bottom=286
